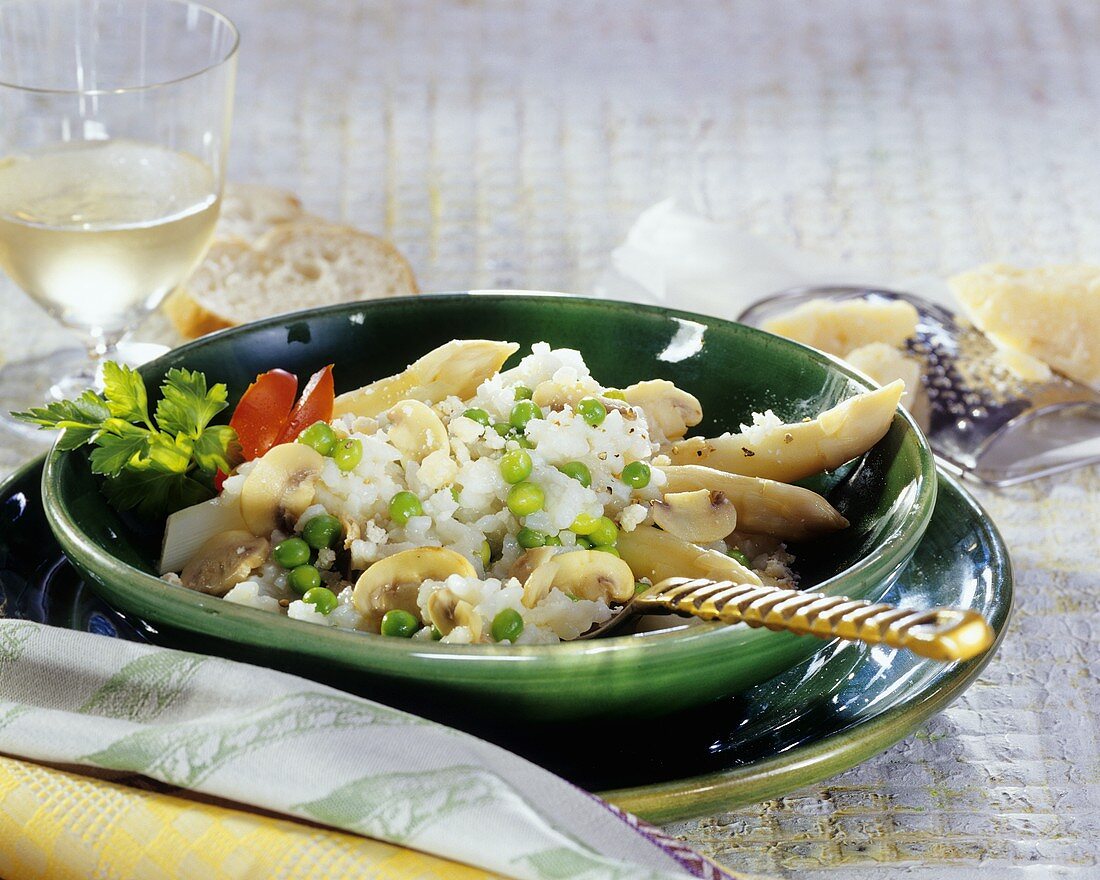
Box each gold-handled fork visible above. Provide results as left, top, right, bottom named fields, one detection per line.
left=581, top=577, right=995, bottom=662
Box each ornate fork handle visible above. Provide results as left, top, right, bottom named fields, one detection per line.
left=643, top=577, right=995, bottom=662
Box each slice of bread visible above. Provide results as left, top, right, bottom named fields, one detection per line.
left=214, top=183, right=311, bottom=242
left=167, top=221, right=418, bottom=337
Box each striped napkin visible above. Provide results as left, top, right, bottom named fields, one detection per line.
left=0, top=619, right=743, bottom=880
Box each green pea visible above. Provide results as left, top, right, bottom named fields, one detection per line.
left=728, top=548, right=752, bottom=567
left=517, top=527, right=547, bottom=549
left=302, top=514, right=342, bottom=550
left=493, top=422, right=513, bottom=437
left=515, top=436, right=535, bottom=449
left=509, top=400, right=542, bottom=430
left=430, top=625, right=443, bottom=641
left=513, top=385, right=534, bottom=401
left=565, top=592, right=581, bottom=602
left=593, top=545, right=620, bottom=557
left=588, top=516, right=618, bottom=547
left=288, top=564, right=321, bottom=595
left=389, top=491, right=423, bottom=525
left=380, top=609, right=419, bottom=638
left=333, top=437, right=363, bottom=471
left=544, top=534, right=563, bottom=546
left=575, top=536, right=594, bottom=549
left=491, top=608, right=524, bottom=643
left=604, top=389, right=627, bottom=401
left=500, top=449, right=533, bottom=484
left=302, top=586, right=337, bottom=615
left=507, top=482, right=544, bottom=517
left=621, top=461, right=651, bottom=489
left=273, top=537, right=310, bottom=569
left=463, top=408, right=491, bottom=427
left=634, top=580, right=651, bottom=594
left=298, top=421, right=337, bottom=456
left=570, top=512, right=599, bottom=535
left=558, top=461, right=591, bottom=487
left=576, top=397, right=607, bottom=426
left=478, top=539, right=491, bottom=568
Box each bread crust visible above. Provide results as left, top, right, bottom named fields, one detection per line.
left=168, top=193, right=418, bottom=339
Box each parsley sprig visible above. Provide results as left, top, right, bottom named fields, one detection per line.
left=14, top=362, right=240, bottom=517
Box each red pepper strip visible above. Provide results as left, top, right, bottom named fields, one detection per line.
left=276, top=364, right=335, bottom=445
left=229, top=369, right=299, bottom=460
left=213, top=469, right=228, bottom=492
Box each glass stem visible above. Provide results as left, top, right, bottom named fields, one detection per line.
left=86, top=330, right=124, bottom=391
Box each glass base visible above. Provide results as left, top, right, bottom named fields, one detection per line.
left=0, top=341, right=170, bottom=443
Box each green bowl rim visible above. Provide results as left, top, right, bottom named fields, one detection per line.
left=601, top=467, right=1013, bottom=821
left=42, top=292, right=938, bottom=664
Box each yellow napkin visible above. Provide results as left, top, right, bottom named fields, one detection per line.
left=0, top=755, right=500, bottom=879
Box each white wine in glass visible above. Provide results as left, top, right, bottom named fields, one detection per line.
left=0, top=140, right=220, bottom=337
left=0, top=0, right=237, bottom=414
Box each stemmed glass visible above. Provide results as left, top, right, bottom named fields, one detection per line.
left=0, top=0, right=237, bottom=418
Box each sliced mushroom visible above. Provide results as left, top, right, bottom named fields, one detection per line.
left=240, top=443, right=325, bottom=535
left=340, top=515, right=362, bottom=550
left=509, top=546, right=558, bottom=584
left=333, top=340, right=520, bottom=418
left=651, top=489, right=738, bottom=543
left=531, top=380, right=638, bottom=419
left=352, top=546, right=476, bottom=631
left=386, top=399, right=450, bottom=461
left=658, top=465, right=849, bottom=541
left=531, top=379, right=599, bottom=410
left=617, top=524, right=760, bottom=587
left=521, top=550, right=635, bottom=608
left=180, top=530, right=269, bottom=596
left=622, top=379, right=702, bottom=440
left=160, top=494, right=247, bottom=574
left=669, top=381, right=904, bottom=482
left=426, top=587, right=483, bottom=640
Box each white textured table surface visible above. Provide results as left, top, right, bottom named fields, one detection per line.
left=1, top=2, right=1097, bottom=877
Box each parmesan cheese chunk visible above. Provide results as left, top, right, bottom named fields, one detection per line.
left=949, top=263, right=1100, bottom=388
left=761, top=298, right=919, bottom=357
left=846, top=343, right=930, bottom=430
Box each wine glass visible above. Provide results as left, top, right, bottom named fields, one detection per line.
left=0, top=0, right=237, bottom=417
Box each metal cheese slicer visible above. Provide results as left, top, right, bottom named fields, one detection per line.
left=738, top=286, right=1100, bottom=487
left=581, top=577, right=993, bottom=662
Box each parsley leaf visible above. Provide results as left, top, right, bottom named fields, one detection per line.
left=10, top=361, right=241, bottom=517
left=13, top=392, right=111, bottom=451
left=101, top=362, right=152, bottom=427
left=101, top=465, right=211, bottom=517
left=193, top=424, right=238, bottom=475
left=154, top=368, right=229, bottom=438
left=89, top=425, right=149, bottom=477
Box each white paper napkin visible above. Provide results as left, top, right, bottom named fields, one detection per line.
left=596, top=198, right=959, bottom=317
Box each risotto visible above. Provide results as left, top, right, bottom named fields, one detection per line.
left=160, top=340, right=891, bottom=645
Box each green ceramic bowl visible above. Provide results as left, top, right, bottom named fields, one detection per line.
left=43, top=293, right=937, bottom=722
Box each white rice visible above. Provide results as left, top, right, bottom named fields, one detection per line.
left=196, top=343, right=794, bottom=643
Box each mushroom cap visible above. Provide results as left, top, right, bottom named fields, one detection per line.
left=240, top=443, right=325, bottom=535
left=509, top=546, right=558, bottom=585
left=352, top=546, right=477, bottom=630
left=426, top=588, right=484, bottom=640
left=622, top=379, right=702, bottom=440
left=386, top=399, right=450, bottom=461
left=521, top=549, right=635, bottom=608
left=651, top=489, right=738, bottom=543
left=180, top=530, right=269, bottom=596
